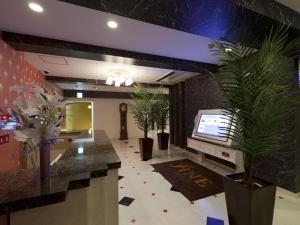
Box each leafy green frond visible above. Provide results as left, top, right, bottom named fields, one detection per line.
left=212, top=24, right=299, bottom=183
left=153, top=89, right=169, bottom=133
left=130, top=84, right=157, bottom=138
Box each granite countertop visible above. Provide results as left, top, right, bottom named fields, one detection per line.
left=0, top=130, right=121, bottom=215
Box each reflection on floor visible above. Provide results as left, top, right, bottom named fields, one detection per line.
left=111, top=137, right=300, bottom=225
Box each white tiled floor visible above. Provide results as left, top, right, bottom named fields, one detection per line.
left=111, top=137, right=300, bottom=225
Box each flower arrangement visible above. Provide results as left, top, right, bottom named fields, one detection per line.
left=9, top=84, right=65, bottom=160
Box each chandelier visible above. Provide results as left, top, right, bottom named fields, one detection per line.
left=105, top=69, right=133, bottom=87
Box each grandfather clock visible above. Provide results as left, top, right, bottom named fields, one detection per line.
left=119, top=103, right=128, bottom=140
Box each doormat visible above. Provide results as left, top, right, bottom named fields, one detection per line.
left=151, top=159, right=224, bottom=201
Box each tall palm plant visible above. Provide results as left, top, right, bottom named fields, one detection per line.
left=153, top=90, right=169, bottom=133
left=130, top=84, right=156, bottom=138
left=212, top=25, right=299, bottom=185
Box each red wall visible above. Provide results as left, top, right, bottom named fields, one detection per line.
left=0, top=39, right=58, bottom=171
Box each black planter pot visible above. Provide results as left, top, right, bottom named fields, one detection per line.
left=139, top=138, right=153, bottom=160
left=223, top=173, right=276, bottom=225
left=157, top=133, right=169, bottom=150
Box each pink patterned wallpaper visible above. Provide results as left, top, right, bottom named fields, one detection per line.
left=0, top=39, right=61, bottom=170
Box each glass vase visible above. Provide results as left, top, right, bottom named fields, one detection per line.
left=40, top=142, right=51, bottom=179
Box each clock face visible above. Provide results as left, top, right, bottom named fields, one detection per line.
left=121, top=104, right=127, bottom=112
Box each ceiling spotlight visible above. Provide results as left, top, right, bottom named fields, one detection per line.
left=106, top=77, right=113, bottom=85
left=28, top=2, right=44, bottom=13
left=107, top=20, right=118, bottom=29
left=77, top=146, right=84, bottom=154
left=125, top=78, right=133, bottom=86
left=114, top=81, right=121, bottom=87
left=225, top=48, right=232, bottom=52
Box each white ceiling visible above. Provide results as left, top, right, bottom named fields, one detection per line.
left=25, top=52, right=194, bottom=84
left=276, top=0, right=300, bottom=13
left=0, top=0, right=218, bottom=64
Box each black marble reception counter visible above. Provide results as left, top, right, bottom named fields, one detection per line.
left=0, top=130, right=121, bottom=215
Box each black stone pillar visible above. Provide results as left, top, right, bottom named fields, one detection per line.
left=169, top=86, right=175, bottom=144
left=174, top=84, right=180, bottom=146
left=253, top=58, right=300, bottom=193
left=169, top=82, right=187, bottom=148
left=178, top=82, right=186, bottom=148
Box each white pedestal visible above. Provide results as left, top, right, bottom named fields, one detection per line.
left=187, top=138, right=244, bottom=172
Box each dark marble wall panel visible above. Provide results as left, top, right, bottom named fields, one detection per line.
left=253, top=60, right=300, bottom=192
left=170, top=71, right=300, bottom=192
left=169, top=87, right=175, bottom=144
left=294, top=59, right=300, bottom=193
left=297, top=111, right=300, bottom=193
left=235, top=0, right=300, bottom=29
left=178, top=82, right=186, bottom=148
left=170, top=74, right=221, bottom=148
left=60, top=0, right=300, bottom=45
left=173, top=84, right=180, bottom=146
left=171, top=82, right=187, bottom=147
left=254, top=149, right=297, bottom=192
left=184, top=74, right=222, bottom=139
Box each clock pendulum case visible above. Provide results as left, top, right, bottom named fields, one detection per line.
left=119, top=103, right=128, bottom=140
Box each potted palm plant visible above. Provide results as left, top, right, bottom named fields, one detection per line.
left=212, top=25, right=299, bottom=225
left=131, top=84, right=156, bottom=160
left=154, top=91, right=169, bottom=150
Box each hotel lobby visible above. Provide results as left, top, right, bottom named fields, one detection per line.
left=0, top=1, right=300, bottom=225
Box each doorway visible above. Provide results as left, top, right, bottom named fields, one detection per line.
left=62, top=101, right=93, bottom=132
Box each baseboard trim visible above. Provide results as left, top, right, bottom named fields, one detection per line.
left=277, top=186, right=300, bottom=198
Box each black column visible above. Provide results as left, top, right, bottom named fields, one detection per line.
left=178, top=82, right=186, bottom=148
left=296, top=58, right=300, bottom=192
left=253, top=58, right=300, bottom=193
left=174, top=84, right=180, bottom=146
left=169, top=86, right=175, bottom=145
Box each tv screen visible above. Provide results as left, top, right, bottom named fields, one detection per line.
left=195, top=114, right=231, bottom=142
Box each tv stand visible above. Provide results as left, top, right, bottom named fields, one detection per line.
left=187, top=137, right=244, bottom=172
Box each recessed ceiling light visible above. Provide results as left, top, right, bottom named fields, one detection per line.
left=77, top=147, right=84, bottom=154
left=28, top=2, right=44, bottom=13
left=107, top=20, right=118, bottom=29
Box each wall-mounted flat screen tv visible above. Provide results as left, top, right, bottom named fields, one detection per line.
left=192, top=109, right=235, bottom=147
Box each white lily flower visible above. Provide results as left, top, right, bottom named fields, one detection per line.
left=9, top=84, right=66, bottom=157
left=14, top=130, right=29, bottom=142
left=30, top=84, right=45, bottom=94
